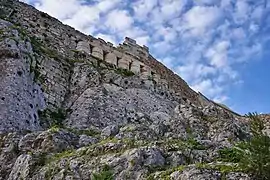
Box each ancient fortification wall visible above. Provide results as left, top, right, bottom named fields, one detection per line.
left=1, top=0, right=201, bottom=106
left=0, top=0, right=241, bottom=133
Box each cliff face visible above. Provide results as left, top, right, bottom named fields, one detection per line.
left=0, top=0, right=218, bottom=132
left=0, top=18, right=45, bottom=132
left=0, top=0, right=260, bottom=180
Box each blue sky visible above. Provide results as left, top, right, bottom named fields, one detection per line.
left=20, top=0, right=269, bottom=115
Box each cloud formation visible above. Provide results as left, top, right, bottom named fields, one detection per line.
left=20, top=0, right=269, bottom=106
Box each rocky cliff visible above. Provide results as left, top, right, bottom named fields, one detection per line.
left=0, top=0, right=266, bottom=180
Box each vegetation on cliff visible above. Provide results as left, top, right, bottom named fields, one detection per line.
left=219, top=113, right=270, bottom=179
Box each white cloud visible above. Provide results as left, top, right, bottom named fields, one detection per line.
left=105, top=9, right=134, bottom=32
left=136, top=36, right=150, bottom=46
left=183, top=6, right=223, bottom=36
left=20, top=0, right=32, bottom=3
left=97, top=0, right=120, bottom=13
left=194, top=0, right=216, bottom=6
left=177, top=64, right=217, bottom=82
left=152, top=41, right=173, bottom=55
left=222, top=67, right=238, bottom=80
left=205, top=41, right=230, bottom=68
left=220, top=0, right=232, bottom=8
left=234, top=43, right=262, bottom=63
left=231, top=28, right=246, bottom=39
left=251, top=5, right=264, bottom=21
left=249, top=23, right=260, bottom=34
left=35, top=0, right=81, bottom=20
left=63, top=6, right=100, bottom=34
left=133, top=0, right=187, bottom=27
left=121, top=27, right=148, bottom=41
left=234, top=0, right=250, bottom=24
left=156, top=27, right=177, bottom=42
left=96, top=33, right=117, bottom=45
left=191, top=79, right=223, bottom=98
left=31, top=0, right=102, bottom=34
left=160, top=57, right=175, bottom=69
left=133, top=0, right=158, bottom=21
left=159, top=0, right=187, bottom=19
left=213, top=96, right=228, bottom=103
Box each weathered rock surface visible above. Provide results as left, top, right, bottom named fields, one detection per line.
left=0, top=0, right=266, bottom=180
left=0, top=19, right=45, bottom=132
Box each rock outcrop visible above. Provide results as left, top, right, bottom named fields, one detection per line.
left=0, top=0, right=266, bottom=179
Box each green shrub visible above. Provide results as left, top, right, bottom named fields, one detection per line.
left=34, top=152, right=47, bottom=167
left=66, top=128, right=100, bottom=137
left=49, top=125, right=60, bottom=133
left=46, top=150, right=74, bottom=164
left=92, top=165, right=113, bottom=180
left=29, top=36, right=63, bottom=62
left=186, top=137, right=206, bottom=150
left=49, top=109, right=66, bottom=123
left=38, top=108, right=67, bottom=128
left=219, top=113, right=270, bottom=179
left=115, top=68, right=135, bottom=77
left=29, top=36, right=43, bottom=54
left=218, top=147, right=242, bottom=163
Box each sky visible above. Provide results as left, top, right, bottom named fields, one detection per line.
left=20, top=0, right=270, bottom=115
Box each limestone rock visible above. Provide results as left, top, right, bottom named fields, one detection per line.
left=0, top=19, right=45, bottom=132
left=79, top=135, right=98, bottom=147
left=8, top=154, right=33, bottom=180
left=176, top=167, right=221, bottom=180
left=226, top=172, right=251, bottom=180
left=18, top=129, right=79, bottom=154
left=0, top=1, right=259, bottom=180
left=0, top=133, right=22, bottom=180
left=143, top=148, right=165, bottom=167
left=101, top=125, right=120, bottom=138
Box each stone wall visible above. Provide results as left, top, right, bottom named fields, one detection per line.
left=1, top=0, right=202, bottom=106
left=0, top=0, right=241, bottom=134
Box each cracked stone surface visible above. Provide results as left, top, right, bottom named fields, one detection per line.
left=0, top=1, right=266, bottom=180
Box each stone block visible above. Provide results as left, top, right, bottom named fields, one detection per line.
left=141, top=66, right=151, bottom=80
left=118, top=56, right=132, bottom=70
left=105, top=53, right=117, bottom=66
left=76, top=41, right=90, bottom=54
left=130, top=60, right=141, bottom=74
left=113, top=49, right=123, bottom=58
left=91, top=46, right=103, bottom=60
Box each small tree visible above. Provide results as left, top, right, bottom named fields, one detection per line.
left=92, top=165, right=113, bottom=180
left=226, top=113, right=270, bottom=179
